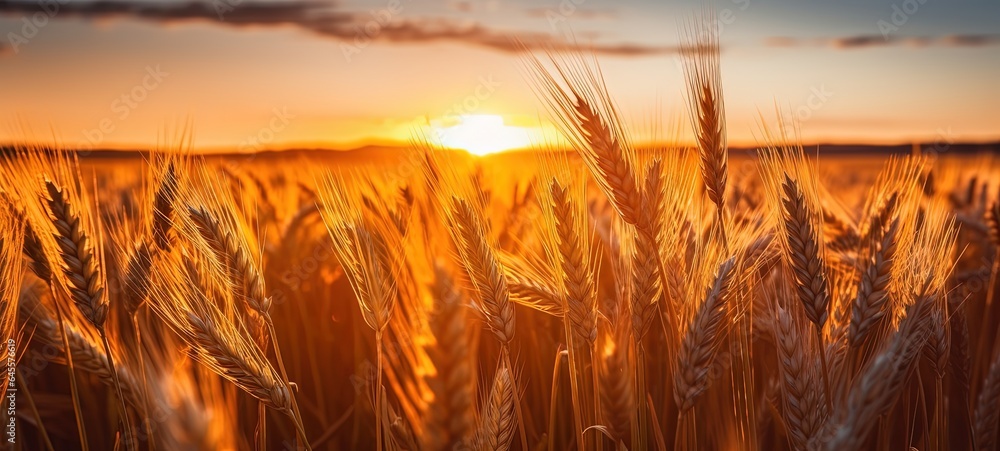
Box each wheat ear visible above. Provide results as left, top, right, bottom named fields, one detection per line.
left=570, top=95, right=643, bottom=226
left=152, top=161, right=178, bottom=251
left=828, top=294, right=933, bottom=450
left=674, top=256, right=736, bottom=412
left=780, top=174, right=830, bottom=328
left=780, top=173, right=834, bottom=409
left=773, top=306, right=826, bottom=450
left=449, top=197, right=515, bottom=345
left=600, top=323, right=634, bottom=447
left=19, top=293, right=147, bottom=410
left=549, top=178, right=598, bottom=343
left=975, top=351, right=1000, bottom=450
left=682, top=17, right=728, bottom=247
left=187, top=205, right=271, bottom=316
left=629, top=227, right=661, bottom=341
left=22, top=219, right=52, bottom=283
left=44, top=179, right=135, bottom=449
left=849, top=204, right=899, bottom=346
left=476, top=363, right=516, bottom=451
left=524, top=53, right=642, bottom=226
left=44, top=180, right=108, bottom=328
left=426, top=265, right=476, bottom=449
left=122, top=240, right=153, bottom=315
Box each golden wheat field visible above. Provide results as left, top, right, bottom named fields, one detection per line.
left=3, top=35, right=1000, bottom=451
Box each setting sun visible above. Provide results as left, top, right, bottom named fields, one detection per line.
left=435, top=114, right=532, bottom=156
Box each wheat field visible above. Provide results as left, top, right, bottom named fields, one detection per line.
left=2, top=41, right=999, bottom=451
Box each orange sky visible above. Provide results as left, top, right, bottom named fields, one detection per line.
left=1, top=0, right=998, bottom=152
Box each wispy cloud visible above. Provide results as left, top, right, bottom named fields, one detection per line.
left=766, top=34, right=1000, bottom=49
left=524, top=7, right=618, bottom=20
left=0, top=0, right=672, bottom=56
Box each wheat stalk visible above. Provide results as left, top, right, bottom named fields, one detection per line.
left=849, top=203, right=899, bottom=346
left=426, top=264, right=476, bottom=449
left=152, top=161, right=178, bottom=251
left=44, top=180, right=109, bottom=328
left=122, top=240, right=153, bottom=315
left=780, top=174, right=830, bottom=329
left=0, top=211, right=24, bottom=343
left=524, top=52, right=642, bottom=227
left=501, top=257, right=565, bottom=316
left=448, top=196, right=515, bottom=345
left=570, top=96, right=643, bottom=226
left=187, top=205, right=271, bottom=316
left=22, top=219, right=52, bottom=283
left=43, top=178, right=137, bottom=449
left=987, top=197, right=1000, bottom=247
left=927, top=301, right=951, bottom=379
left=549, top=177, right=598, bottom=343
left=682, top=15, right=728, bottom=240
left=976, top=351, right=1000, bottom=450
left=773, top=306, right=826, bottom=450
left=674, top=256, right=736, bottom=412
left=827, top=293, right=934, bottom=450
left=600, top=323, right=634, bottom=447
left=476, top=363, right=516, bottom=451
left=186, top=313, right=291, bottom=411
left=19, top=292, right=147, bottom=409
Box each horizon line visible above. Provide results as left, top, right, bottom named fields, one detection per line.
left=3, top=140, right=998, bottom=157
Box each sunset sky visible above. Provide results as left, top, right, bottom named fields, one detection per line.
left=1, top=0, right=998, bottom=152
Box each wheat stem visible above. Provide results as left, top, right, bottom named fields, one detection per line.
left=52, top=292, right=89, bottom=451
left=99, top=330, right=135, bottom=451
left=18, top=369, right=54, bottom=451
left=266, top=319, right=312, bottom=450
left=815, top=326, right=833, bottom=410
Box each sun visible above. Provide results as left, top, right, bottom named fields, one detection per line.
left=435, top=114, right=531, bottom=156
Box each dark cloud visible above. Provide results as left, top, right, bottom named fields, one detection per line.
left=767, top=34, right=1000, bottom=49
left=831, top=35, right=886, bottom=49
left=0, top=0, right=669, bottom=56
left=940, top=34, right=1000, bottom=46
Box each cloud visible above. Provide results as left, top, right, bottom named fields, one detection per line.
left=524, top=7, right=618, bottom=20
left=0, top=1, right=346, bottom=28
left=939, top=34, right=1000, bottom=46
left=448, top=1, right=473, bottom=13
left=0, top=0, right=670, bottom=56
left=766, top=34, right=1000, bottom=49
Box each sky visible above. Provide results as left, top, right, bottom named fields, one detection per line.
left=0, top=0, right=998, bottom=152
